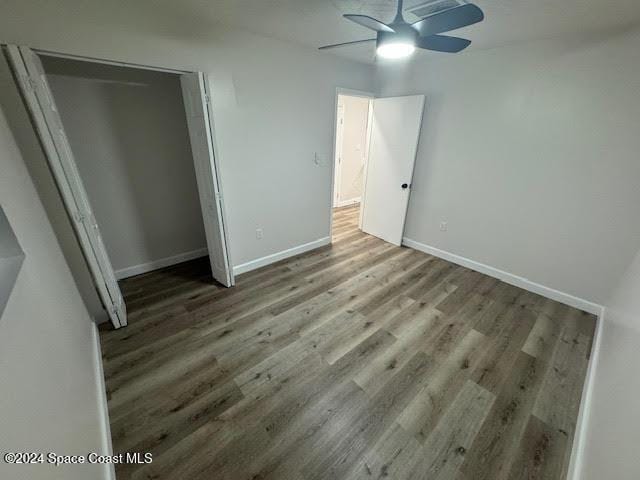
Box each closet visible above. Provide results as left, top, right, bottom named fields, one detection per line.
left=6, top=45, right=233, bottom=329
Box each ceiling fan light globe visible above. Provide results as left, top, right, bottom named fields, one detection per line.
left=376, top=42, right=415, bottom=59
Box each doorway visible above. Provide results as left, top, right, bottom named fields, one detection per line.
left=330, top=90, right=425, bottom=247
left=5, top=45, right=234, bottom=329
left=331, top=90, right=373, bottom=241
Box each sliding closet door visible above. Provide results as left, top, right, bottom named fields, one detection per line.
left=5, top=45, right=127, bottom=328
left=180, top=72, right=234, bottom=287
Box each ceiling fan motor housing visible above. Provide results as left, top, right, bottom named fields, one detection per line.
left=377, top=24, right=419, bottom=48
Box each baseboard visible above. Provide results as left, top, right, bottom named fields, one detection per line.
left=233, top=237, right=331, bottom=276
left=566, top=307, right=606, bottom=479
left=114, top=248, right=208, bottom=280
left=402, top=237, right=603, bottom=315
left=91, top=323, right=116, bottom=480
left=334, top=198, right=361, bottom=208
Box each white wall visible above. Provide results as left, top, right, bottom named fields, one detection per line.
left=335, top=95, right=369, bottom=206
left=579, top=247, right=640, bottom=479
left=376, top=29, right=640, bottom=305
left=0, top=0, right=374, bottom=269
left=43, top=56, right=206, bottom=276
left=0, top=105, right=109, bottom=479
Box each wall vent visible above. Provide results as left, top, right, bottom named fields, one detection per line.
left=407, top=0, right=466, bottom=19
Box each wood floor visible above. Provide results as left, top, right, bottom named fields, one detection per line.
left=100, top=204, right=596, bottom=480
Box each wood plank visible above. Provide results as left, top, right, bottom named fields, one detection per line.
left=532, top=309, right=595, bottom=473
left=470, top=304, right=537, bottom=394
left=405, top=380, right=495, bottom=480
left=301, top=351, right=436, bottom=480
left=521, top=300, right=568, bottom=361
left=506, top=414, right=569, bottom=480
left=460, top=352, right=548, bottom=480
left=397, top=328, right=489, bottom=443
left=345, top=422, right=421, bottom=480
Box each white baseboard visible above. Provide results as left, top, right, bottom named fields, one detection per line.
left=91, top=323, right=116, bottom=480
left=233, top=237, right=331, bottom=276
left=402, top=237, right=603, bottom=315
left=334, top=198, right=361, bottom=208
left=114, top=248, right=208, bottom=280
left=567, top=307, right=606, bottom=480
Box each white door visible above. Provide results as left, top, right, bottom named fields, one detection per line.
left=360, top=95, right=425, bottom=246
left=6, top=45, right=127, bottom=328
left=180, top=73, right=234, bottom=287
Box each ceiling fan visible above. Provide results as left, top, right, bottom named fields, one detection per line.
left=319, top=0, right=484, bottom=58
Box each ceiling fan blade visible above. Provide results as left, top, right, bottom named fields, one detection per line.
left=412, top=4, right=484, bottom=36
left=343, top=14, right=395, bottom=33
left=416, top=35, right=471, bottom=53
left=318, top=38, right=377, bottom=50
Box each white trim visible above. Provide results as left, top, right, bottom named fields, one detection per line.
left=33, top=48, right=192, bottom=75
left=91, top=323, right=116, bottom=480
left=333, top=103, right=345, bottom=208
left=114, top=248, right=208, bottom=280
left=567, top=307, right=606, bottom=480
left=335, top=87, right=375, bottom=99
left=233, top=237, right=331, bottom=275
left=359, top=101, right=374, bottom=231
left=402, top=237, right=604, bottom=315
left=334, top=198, right=361, bottom=208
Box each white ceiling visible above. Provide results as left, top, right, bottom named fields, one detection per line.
left=203, top=0, right=640, bottom=63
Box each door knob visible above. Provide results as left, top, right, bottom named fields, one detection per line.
left=401, top=183, right=409, bottom=189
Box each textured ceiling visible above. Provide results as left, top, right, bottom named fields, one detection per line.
left=204, top=0, right=640, bottom=63
left=7, top=0, right=640, bottom=64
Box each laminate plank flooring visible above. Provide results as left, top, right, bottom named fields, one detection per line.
left=99, top=203, right=596, bottom=480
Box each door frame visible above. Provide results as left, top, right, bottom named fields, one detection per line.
left=329, top=87, right=374, bottom=242
left=332, top=102, right=345, bottom=208
left=34, top=47, right=234, bottom=285
left=32, top=48, right=192, bottom=75
left=4, top=44, right=236, bottom=325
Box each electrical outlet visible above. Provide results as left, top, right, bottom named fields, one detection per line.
left=439, top=221, right=448, bottom=232
left=256, top=228, right=263, bottom=240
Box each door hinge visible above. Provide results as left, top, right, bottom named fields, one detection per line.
left=23, top=75, right=36, bottom=92
left=110, top=303, right=123, bottom=316
left=73, top=211, right=86, bottom=223
left=88, top=213, right=99, bottom=229
left=110, top=296, right=123, bottom=314
left=204, top=93, right=211, bottom=104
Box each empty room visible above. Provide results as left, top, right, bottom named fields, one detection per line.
left=1, top=1, right=640, bottom=479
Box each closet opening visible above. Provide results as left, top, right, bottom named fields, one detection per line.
left=5, top=45, right=234, bottom=329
